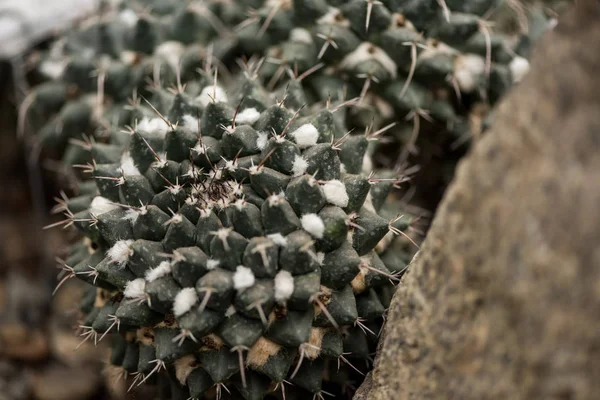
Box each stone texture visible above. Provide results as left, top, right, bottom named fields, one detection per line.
left=358, top=1, right=600, bottom=399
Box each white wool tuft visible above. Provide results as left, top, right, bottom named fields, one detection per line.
left=89, top=196, right=118, bottom=216
left=340, top=163, right=347, bottom=174
left=256, top=131, right=269, bottom=150
left=206, top=259, right=220, bottom=270
left=124, top=278, right=146, bottom=299
left=509, top=56, right=530, bottom=83
left=290, top=124, right=319, bottom=148
left=233, top=266, right=255, bottom=290
left=154, top=41, right=185, bottom=71
left=173, top=288, right=198, bottom=317
left=120, top=152, right=141, bottom=176
left=268, top=233, right=288, bottom=246
left=197, top=85, right=228, bottom=108
left=107, top=240, right=134, bottom=267
left=341, top=42, right=397, bottom=79
left=137, top=117, right=170, bottom=137
left=39, top=60, right=65, bottom=79
left=290, top=28, right=313, bottom=44
left=454, top=54, right=485, bottom=92
left=236, top=108, right=261, bottom=125
left=291, top=155, right=309, bottom=177
left=122, top=209, right=141, bottom=222
left=181, top=114, right=200, bottom=134
left=301, top=214, right=325, bottom=239
left=321, top=180, right=349, bottom=207
left=274, top=271, right=294, bottom=302
left=120, top=50, right=137, bottom=66
left=119, top=9, right=139, bottom=27
left=146, top=261, right=172, bottom=282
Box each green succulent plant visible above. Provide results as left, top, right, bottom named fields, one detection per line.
left=32, top=1, right=557, bottom=398
left=23, top=0, right=553, bottom=172
left=48, top=49, right=419, bottom=399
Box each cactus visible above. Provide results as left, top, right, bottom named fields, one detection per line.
left=47, top=53, right=421, bottom=398
left=31, top=1, right=556, bottom=398
left=22, top=0, right=554, bottom=173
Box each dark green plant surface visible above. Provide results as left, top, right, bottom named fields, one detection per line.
left=47, top=67, right=420, bottom=398
left=27, top=1, right=558, bottom=399
left=22, top=0, right=556, bottom=208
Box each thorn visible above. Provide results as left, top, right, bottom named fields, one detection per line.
left=141, top=95, right=174, bottom=130
left=311, top=294, right=339, bottom=330
left=399, top=41, right=418, bottom=99
left=98, top=315, right=120, bottom=343
left=437, top=0, right=451, bottom=22
left=76, top=326, right=97, bottom=349
left=365, top=1, right=383, bottom=31
left=258, top=3, right=280, bottom=37
left=231, top=346, right=249, bottom=388
left=289, top=346, right=306, bottom=379
left=137, top=359, right=166, bottom=386
left=355, top=317, right=376, bottom=336
left=338, top=354, right=364, bottom=376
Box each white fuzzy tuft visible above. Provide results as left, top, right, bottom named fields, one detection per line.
left=197, top=85, right=228, bottom=108
left=274, top=271, right=294, bottom=302
left=39, top=60, right=65, bottom=79
left=321, top=180, right=349, bottom=207
left=236, top=108, right=261, bottom=125
left=268, top=233, right=288, bottom=246
left=291, top=155, right=309, bottom=177
left=509, top=56, right=530, bottom=83
left=137, top=117, right=170, bottom=137
left=107, top=240, right=134, bottom=267
left=122, top=209, right=141, bottom=222
left=301, top=214, right=325, bottom=239
left=454, top=54, right=485, bottom=92
left=173, top=288, right=198, bottom=317
left=146, top=261, right=172, bottom=282
left=233, top=266, right=255, bottom=290
left=124, top=278, right=146, bottom=299
left=181, top=115, right=200, bottom=134
left=119, top=9, right=139, bottom=27
left=89, top=196, right=118, bottom=216
left=290, top=28, right=313, bottom=44
left=120, top=152, right=141, bottom=176
left=256, top=131, right=269, bottom=150
left=206, top=259, right=220, bottom=270
left=290, top=124, right=319, bottom=149
left=341, top=42, right=397, bottom=79
left=154, top=41, right=185, bottom=71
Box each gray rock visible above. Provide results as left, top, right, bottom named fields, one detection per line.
left=357, top=2, right=600, bottom=399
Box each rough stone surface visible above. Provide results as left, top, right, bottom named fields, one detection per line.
left=357, top=2, right=600, bottom=399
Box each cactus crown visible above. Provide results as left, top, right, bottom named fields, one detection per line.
left=50, top=36, right=418, bottom=398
